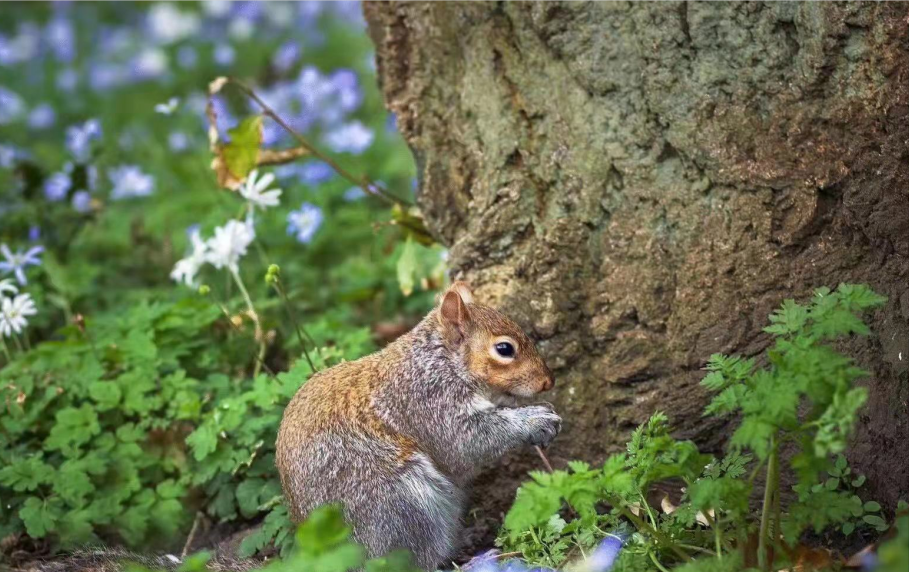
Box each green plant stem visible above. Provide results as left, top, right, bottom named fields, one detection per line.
left=272, top=278, right=319, bottom=370
left=12, top=334, right=24, bottom=353
left=715, top=525, right=724, bottom=561
left=676, top=543, right=716, bottom=557
left=619, top=506, right=693, bottom=563
left=641, top=493, right=659, bottom=528
left=0, top=336, right=11, bottom=362
left=758, top=435, right=778, bottom=572
left=229, top=267, right=266, bottom=377
left=649, top=551, right=672, bottom=572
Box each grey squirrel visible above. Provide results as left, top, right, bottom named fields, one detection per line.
left=276, top=282, right=561, bottom=570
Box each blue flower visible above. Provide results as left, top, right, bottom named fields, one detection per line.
left=323, top=121, right=374, bottom=154
left=287, top=202, right=324, bottom=244
left=0, top=144, right=22, bottom=169
left=386, top=113, right=398, bottom=134
left=169, top=131, right=190, bottom=152
left=343, top=186, right=365, bottom=201
left=214, top=43, right=235, bottom=66
left=66, top=119, right=102, bottom=162
left=71, top=190, right=92, bottom=213
left=43, top=172, right=71, bottom=202
left=0, top=86, right=25, bottom=125
left=328, top=69, right=362, bottom=113
left=0, top=243, right=43, bottom=285
left=45, top=16, right=76, bottom=62
left=28, top=103, right=56, bottom=130
left=56, top=67, right=78, bottom=92
left=177, top=45, right=198, bottom=69
left=109, top=165, right=154, bottom=200
left=88, top=61, right=128, bottom=91
left=585, top=536, right=623, bottom=572
left=273, top=40, right=301, bottom=73
left=299, top=161, right=336, bottom=185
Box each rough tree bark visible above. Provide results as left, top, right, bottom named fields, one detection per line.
left=364, top=1, right=909, bottom=553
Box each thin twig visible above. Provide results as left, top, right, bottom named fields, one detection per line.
left=271, top=278, right=318, bottom=373
left=181, top=511, right=203, bottom=558
left=226, top=77, right=412, bottom=208
left=535, top=446, right=555, bottom=473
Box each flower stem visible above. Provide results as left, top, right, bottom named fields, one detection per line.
left=619, top=504, right=692, bottom=563
left=0, top=336, right=11, bottom=362
left=758, top=435, right=778, bottom=572
left=649, top=551, right=671, bottom=572
left=12, top=333, right=24, bottom=353
left=271, top=278, right=318, bottom=373
left=229, top=267, right=266, bottom=377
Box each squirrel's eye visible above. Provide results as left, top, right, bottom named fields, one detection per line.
left=494, top=342, right=515, bottom=358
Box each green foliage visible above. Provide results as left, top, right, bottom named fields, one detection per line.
left=0, top=300, right=222, bottom=547
left=126, top=505, right=420, bottom=572
left=1, top=1, right=444, bottom=558
left=499, top=284, right=895, bottom=572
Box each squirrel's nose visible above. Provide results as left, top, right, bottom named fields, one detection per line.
left=542, top=372, right=555, bottom=391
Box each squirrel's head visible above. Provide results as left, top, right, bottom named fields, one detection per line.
left=435, top=281, right=555, bottom=397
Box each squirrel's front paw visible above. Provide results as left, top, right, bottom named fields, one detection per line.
left=521, top=405, right=562, bottom=448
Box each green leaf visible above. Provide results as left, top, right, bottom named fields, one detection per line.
left=19, top=497, right=63, bottom=538
left=396, top=236, right=418, bottom=297
left=851, top=475, right=866, bottom=487
left=863, top=501, right=881, bottom=513
left=221, top=115, right=263, bottom=181
left=825, top=478, right=840, bottom=491
left=863, top=514, right=888, bottom=529
left=842, top=521, right=855, bottom=536
left=45, top=405, right=101, bottom=455
left=0, top=456, right=53, bottom=492
left=296, top=504, right=353, bottom=557
left=88, top=380, right=122, bottom=411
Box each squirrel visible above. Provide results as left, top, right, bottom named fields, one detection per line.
left=275, top=282, right=561, bottom=570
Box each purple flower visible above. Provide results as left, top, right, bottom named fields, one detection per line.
left=43, top=172, right=71, bottom=202
left=585, top=536, right=623, bottom=572
left=330, top=1, right=366, bottom=29
left=169, top=131, right=190, bottom=152
left=213, top=43, right=235, bottom=67
left=56, top=67, right=78, bottom=92
left=109, top=165, right=154, bottom=200
left=27, top=226, right=40, bottom=242
left=0, top=145, right=21, bottom=169
left=28, top=103, right=56, bottom=130
left=300, top=161, right=335, bottom=185
left=343, top=186, right=365, bottom=201
left=273, top=40, right=301, bottom=73
left=329, top=69, right=362, bottom=113
left=0, top=244, right=43, bottom=285
left=385, top=113, right=398, bottom=134
left=0, top=86, right=25, bottom=124
left=71, top=190, right=92, bottom=213
left=45, top=16, right=75, bottom=62
left=287, top=202, right=324, bottom=244
left=177, top=45, right=198, bottom=69
left=66, top=119, right=102, bottom=162
left=88, top=62, right=128, bottom=91
left=323, top=121, right=374, bottom=154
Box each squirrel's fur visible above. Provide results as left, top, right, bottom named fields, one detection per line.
left=276, top=282, right=560, bottom=570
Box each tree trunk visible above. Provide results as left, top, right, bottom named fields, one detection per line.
left=364, top=1, right=909, bottom=553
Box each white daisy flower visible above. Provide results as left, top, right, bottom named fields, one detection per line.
left=0, top=278, right=18, bottom=295
left=205, top=217, right=255, bottom=272
left=239, top=169, right=282, bottom=210
left=170, top=227, right=209, bottom=287
left=0, top=293, right=37, bottom=338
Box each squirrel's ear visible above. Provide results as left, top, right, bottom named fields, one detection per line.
left=438, top=286, right=472, bottom=341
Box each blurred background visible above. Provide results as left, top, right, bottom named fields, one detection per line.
left=0, top=1, right=446, bottom=561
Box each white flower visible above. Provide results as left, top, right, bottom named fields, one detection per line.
left=0, top=293, right=37, bottom=338
left=0, top=244, right=43, bottom=285
left=205, top=218, right=255, bottom=271
left=170, top=227, right=208, bottom=287
left=239, top=169, right=282, bottom=210
left=154, top=97, right=180, bottom=115
left=0, top=278, right=18, bottom=295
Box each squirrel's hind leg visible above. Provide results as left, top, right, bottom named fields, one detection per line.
left=348, top=453, right=465, bottom=571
